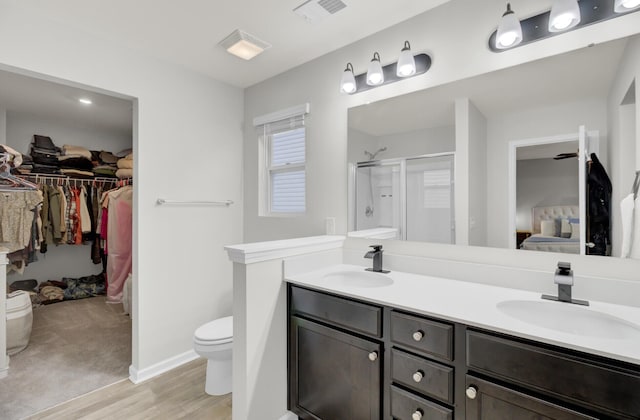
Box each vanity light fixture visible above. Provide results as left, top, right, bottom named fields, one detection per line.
left=548, top=0, right=581, bottom=32
left=340, top=41, right=432, bottom=95
left=366, top=52, right=384, bottom=86
left=495, top=3, right=523, bottom=49
left=340, top=63, right=357, bottom=94
left=489, top=0, right=640, bottom=52
left=615, top=0, right=640, bottom=12
left=396, top=41, right=416, bottom=77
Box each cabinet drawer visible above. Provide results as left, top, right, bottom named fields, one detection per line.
left=467, top=330, right=640, bottom=419
left=391, top=385, right=452, bottom=420
left=290, top=286, right=382, bottom=337
left=390, top=311, right=453, bottom=361
left=466, top=375, right=596, bottom=420
left=391, top=348, right=453, bottom=404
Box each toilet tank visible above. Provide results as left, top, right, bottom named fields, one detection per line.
left=6, top=291, right=33, bottom=355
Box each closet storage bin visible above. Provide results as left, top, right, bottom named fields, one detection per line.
left=6, top=291, right=33, bottom=355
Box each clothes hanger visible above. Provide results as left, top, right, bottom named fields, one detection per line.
left=0, top=152, right=39, bottom=190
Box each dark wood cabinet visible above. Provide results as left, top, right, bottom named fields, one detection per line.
left=288, top=284, right=640, bottom=420
left=289, top=291, right=383, bottom=420
left=465, top=375, right=596, bottom=420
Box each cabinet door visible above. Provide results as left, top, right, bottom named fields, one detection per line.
left=465, top=376, right=596, bottom=420
left=290, top=316, right=382, bottom=420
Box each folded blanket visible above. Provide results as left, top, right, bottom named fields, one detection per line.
left=117, top=157, right=133, bottom=169
left=93, top=165, right=118, bottom=177
left=63, top=145, right=92, bottom=160
left=99, top=151, right=119, bottom=164
left=116, top=168, right=133, bottom=179
left=61, top=168, right=94, bottom=178
left=58, top=156, right=94, bottom=170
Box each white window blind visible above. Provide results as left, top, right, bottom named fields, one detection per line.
left=255, top=105, right=308, bottom=215
left=423, top=169, right=451, bottom=209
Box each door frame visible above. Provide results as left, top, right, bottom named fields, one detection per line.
left=507, top=128, right=599, bottom=252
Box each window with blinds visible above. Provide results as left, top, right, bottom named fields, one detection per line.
left=255, top=104, right=308, bottom=216
left=268, top=126, right=305, bottom=213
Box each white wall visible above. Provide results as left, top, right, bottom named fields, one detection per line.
left=0, top=2, right=244, bottom=373
left=6, top=110, right=131, bottom=155
left=0, top=107, right=6, bottom=144
left=486, top=99, right=608, bottom=248
left=608, top=35, right=640, bottom=257
left=243, top=0, right=640, bottom=244
left=467, top=100, right=487, bottom=246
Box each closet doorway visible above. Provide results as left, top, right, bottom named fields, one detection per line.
left=0, top=66, right=136, bottom=420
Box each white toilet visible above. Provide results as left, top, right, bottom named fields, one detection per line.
left=193, top=315, right=233, bottom=396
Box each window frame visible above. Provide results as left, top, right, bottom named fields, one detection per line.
left=255, top=104, right=309, bottom=218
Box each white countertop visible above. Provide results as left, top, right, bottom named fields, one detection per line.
left=286, top=264, right=640, bottom=366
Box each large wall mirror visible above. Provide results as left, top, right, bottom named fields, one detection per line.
left=348, top=35, right=639, bottom=258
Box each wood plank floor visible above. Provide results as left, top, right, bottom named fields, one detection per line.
left=26, top=359, right=232, bottom=420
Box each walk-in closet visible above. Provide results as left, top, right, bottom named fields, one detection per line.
left=0, top=68, right=134, bottom=419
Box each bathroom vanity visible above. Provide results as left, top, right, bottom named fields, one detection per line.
left=286, top=266, right=640, bottom=420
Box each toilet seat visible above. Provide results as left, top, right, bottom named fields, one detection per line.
left=194, top=315, right=233, bottom=345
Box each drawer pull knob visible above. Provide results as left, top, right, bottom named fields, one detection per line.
left=412, top=330, right=424, bottom=341
left=412, top=370, right=424, bottom=383
left=466, top=385, right=478, bottom=400
left=368, top=351, right=378, bottom=361
left=411, top=409, right=423, bottom=420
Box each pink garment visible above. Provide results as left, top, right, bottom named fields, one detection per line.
left=106, top=186, right=133, bottom=303
left=100, top=208, right=109, bottom=255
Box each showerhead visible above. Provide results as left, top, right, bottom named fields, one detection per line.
left=364, top=147, right=387, bottom=160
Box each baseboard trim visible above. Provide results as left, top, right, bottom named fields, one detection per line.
left=279, top=411, right=298, bottom=420
left=129, top=349, right=199, bottom=384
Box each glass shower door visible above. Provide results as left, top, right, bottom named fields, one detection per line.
left=405, top=155, right=455, bottom=243
left=355, top=162, right=402, bottom=238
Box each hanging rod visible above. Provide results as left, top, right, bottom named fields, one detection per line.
left=17, top=173, right=132, bottom=186
left=156, top=198, right=233, bottom=206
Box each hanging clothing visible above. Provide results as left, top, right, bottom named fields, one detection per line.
left=0, top=190, right=42, bottom=253
left=586, top=153, right=612, bottom=256
left=106, top=185, right=133, bottom=303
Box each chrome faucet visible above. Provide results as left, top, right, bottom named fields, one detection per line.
left=364, top=245, right=390, bottom=273
left=542, top=261, right=589, bottom=306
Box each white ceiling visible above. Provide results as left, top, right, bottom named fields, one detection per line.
left=349, top=37, right=628, bottom=136
left=19, top=0, right=451, bottom=89
left=0, top=69, right=134, bottom=136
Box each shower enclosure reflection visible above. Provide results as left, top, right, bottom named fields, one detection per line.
left=350, top=153, right=455, bottom=243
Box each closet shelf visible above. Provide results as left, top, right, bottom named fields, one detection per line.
left=17, top=173, right=132, bottom=187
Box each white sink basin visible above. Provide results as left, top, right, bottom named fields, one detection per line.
left=497, top=300, right=640, bottom=340
left=323, top=270, right=393, bottom=288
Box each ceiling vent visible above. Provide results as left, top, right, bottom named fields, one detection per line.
left=294, top=0, right=347, bottom=23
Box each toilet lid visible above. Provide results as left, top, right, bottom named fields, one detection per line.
left=194, top=316, right=233, bottom=343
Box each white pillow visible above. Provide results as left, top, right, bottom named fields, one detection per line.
left=570, top=222, right=580, bottom=239
left=540, top=220, right=556, bottom=237
left=560, top=218, right=572, bottom=238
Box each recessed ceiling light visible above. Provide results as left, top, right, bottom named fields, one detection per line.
left=218, top=29, right=271, bottom=60
left=79, top=98, right=92, bottom=105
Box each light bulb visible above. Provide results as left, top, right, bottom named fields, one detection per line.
left=496, top=3, right=523, bottom=49
left=396, top=41, right=416, bottom=77
left=615, top=0, right=640, bottom=12
left=340, top=63, right=357, bottom=94
left=549, top=0, right=580, bottom=32
left=366, top=52, right=384, bottom=86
